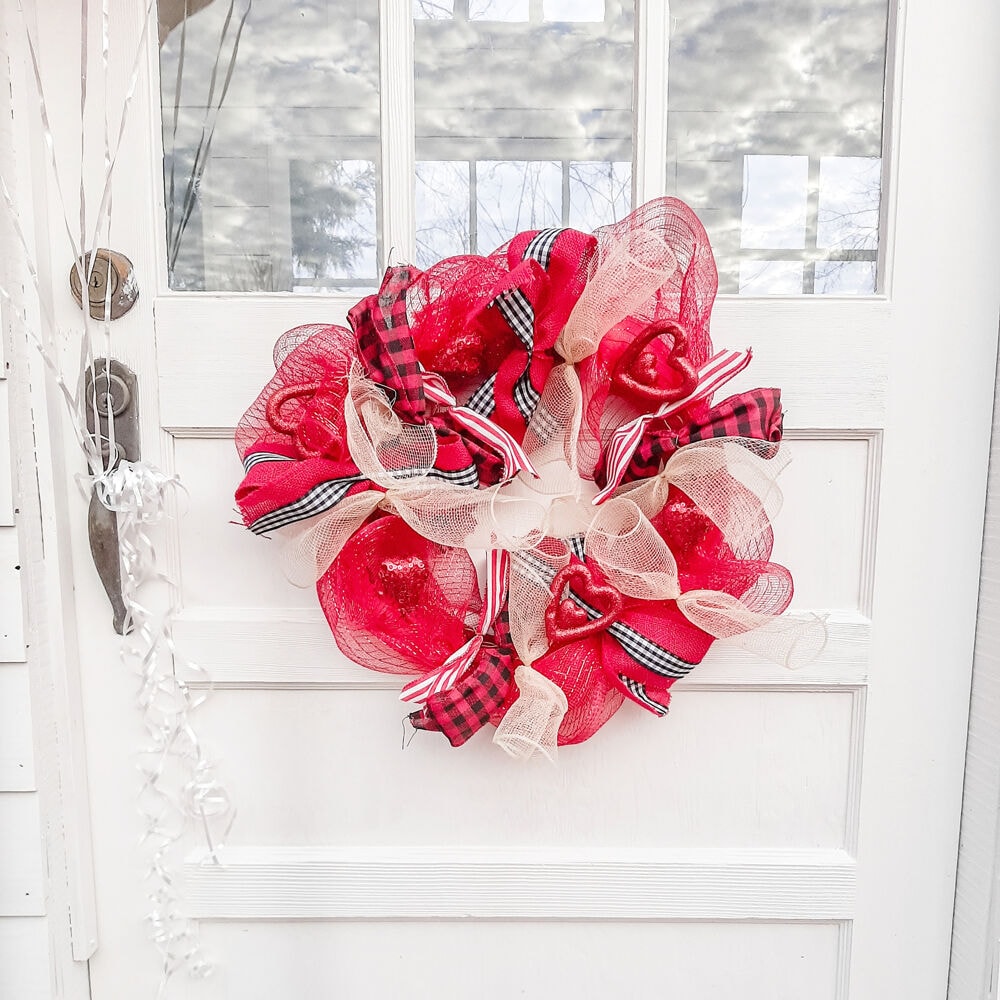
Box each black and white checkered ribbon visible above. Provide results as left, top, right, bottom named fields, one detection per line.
left=467, top=228, right=565, bottom=422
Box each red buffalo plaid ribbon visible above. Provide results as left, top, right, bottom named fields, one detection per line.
left=408, top=609, right=516, bottom=747
left=400, top=549, right=510, bottom=705
left=349, top=267, right=535, bottom=485
left=350, top=267, right=426, bottom=420
left=608, top=387, right=784, bottom=487
left=594, top=348, right=752, bottom=504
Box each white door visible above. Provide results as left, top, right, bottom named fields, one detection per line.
left=9, top=0, right=1000, bottom=997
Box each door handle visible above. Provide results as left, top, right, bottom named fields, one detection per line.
left=84, top=359, right=140, bottom=634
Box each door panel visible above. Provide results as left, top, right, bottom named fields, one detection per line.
left=184, top=922, right=845, bottom=1000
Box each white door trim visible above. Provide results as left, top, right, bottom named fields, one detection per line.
left=949, top=346, right=1000, bottom=999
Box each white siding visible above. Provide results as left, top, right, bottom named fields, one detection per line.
left=0, top=7, right=90, bottom=996
left=0, top=336, right=52, bottom=999
left=0, top=8, right=52, bottom=995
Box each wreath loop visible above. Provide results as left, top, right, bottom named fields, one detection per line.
left=235, top=197, right=825, bottom=759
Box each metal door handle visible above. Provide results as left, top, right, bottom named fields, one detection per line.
left=84, top=359, right=140, bottom=634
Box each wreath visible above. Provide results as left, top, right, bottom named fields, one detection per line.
left=234, top=198, right=820, bottom=759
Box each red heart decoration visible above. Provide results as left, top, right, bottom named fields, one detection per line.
left=545, top=563, right=624, bottom=646
left=266, top=380, right=344, bottom=459
left=377, top=555, right=429, bottom=612
left=612, top=321, right=698, bottom=408
left=430, top=329, right=484, bottom=377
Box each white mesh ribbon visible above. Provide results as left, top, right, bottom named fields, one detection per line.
left=621, top=438, right=789, bottom=558
left=344, top=365, right=439, bottom=488
left=585, top=498, right=680, bottom=601
left=493, top=663, right=569, bottom=761
left=557, top=227, right=679, bottom=364
left=518, top=363, right=585, bottom=494
left=278, top=490, right=384, bottom=586
left=677, top=590, right=828, bottom=668
left=508, top=538, right=571, bottom=667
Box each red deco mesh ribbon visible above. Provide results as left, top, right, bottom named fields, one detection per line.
left=233, top=196, right=815, bottom=757
left=317, top=514, right=481, bottom=677
left=235, top=324, right=376, bottom=536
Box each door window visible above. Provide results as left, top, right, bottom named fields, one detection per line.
left=158, top=0, right=888, bottom=294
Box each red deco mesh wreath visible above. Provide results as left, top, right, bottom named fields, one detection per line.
left=234, top=197, right=824, bottom=759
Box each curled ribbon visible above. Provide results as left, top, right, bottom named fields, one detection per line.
left=95, top=461, right=235, bottom=983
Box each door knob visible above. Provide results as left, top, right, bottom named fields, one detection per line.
left=69, top=249, right=139, bottom=320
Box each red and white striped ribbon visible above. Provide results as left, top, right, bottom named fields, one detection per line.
left=399, top=548, right=511, bottom=705
left=594, top=348, right=752, bottom=505
left=421, top=370, right=456, bottom=406
left=420, top=370, right=538, bottom=479
left=449, top=406, right=538, bottom=479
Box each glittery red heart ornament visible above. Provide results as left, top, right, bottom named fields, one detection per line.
left=612, top=321, right=698, bottom=407
left=660, top=498, right=715, bottom=562
left=430, top=329, right=484, bottom=376
left=545, top=563, right=624, bottom=646
left=377, top=555, right=429, bottom=612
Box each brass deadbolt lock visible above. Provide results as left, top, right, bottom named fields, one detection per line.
left=69, top=249, right=139, bottom=320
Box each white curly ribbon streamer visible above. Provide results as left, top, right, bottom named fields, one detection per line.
left=94, top=462, right=235, bottom=996
left=1, top=2, right=238, bottom=995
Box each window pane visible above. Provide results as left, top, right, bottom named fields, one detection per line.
left=815, top=260, right=877, bottom=295
left=739, top=260, right=805, bottom=296
left=413, top=0, right=455, bottom=18
left=158, top=1, right=380, bottom=292
left=290, top=160, right=377, bottom=293
left=469, top=0, right=529, bottom=21
left=669, top=0, right=888, bottom=294
left=477, top=161, right=562, bottom=252
left=817, top=156, right=881, bottom=252
left=569, top=161, right=632, bottom=231
left=413, top=2, right=634, bottom=254
left=415, top=160, right=471, bottom=266
left=544, top=0, right=605, bottom=21
left=740, top=155, right=809, bottom=250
